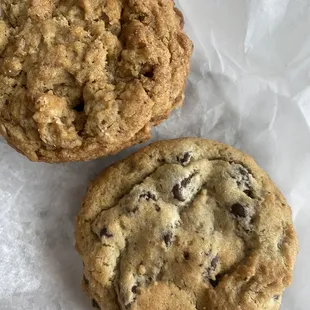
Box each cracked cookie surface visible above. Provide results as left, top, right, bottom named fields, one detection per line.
left=75, top=138, right=298, bottom=310
left=0, top=0, right=192, bottom=162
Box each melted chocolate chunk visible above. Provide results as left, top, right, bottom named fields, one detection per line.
left=92, top=299, right=100, bottom=308
left=131, top=285, right=138, bottom=294
left=177, top=152, right=191, bottom=165
left=99, top=227, right=113, bottom=238
left=163, top=231, right=173, bottom=247
left=139, top=192, right=156, bottom=201
left=230, top=203, right=246, bottom=218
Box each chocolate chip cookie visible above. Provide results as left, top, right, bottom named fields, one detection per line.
left=0, top=0, right=192, bottom=162
left=75, top=138, right=298, bottom=310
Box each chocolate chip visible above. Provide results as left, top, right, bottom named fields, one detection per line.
left=131, top=285, right=138, bottom=293
left=172, top=184, right=185, bottom=201
left=239, top=166, right=248, bottom=176
left=211, top=256, right=219, bottom=269
left=143, top=70, right=154, bottom=78
left=231, top=164, right=253, bottom=191
left=230, top=203, right=246, bottom=217
left=74, top=100, right=84, bottom=112
left=83, top=274, right=89, bottom=285
left=183, top=251, right=190, bottom=260
left=99, top=227, right=113, bottom=238
left=163, top=231, right=173, bottom=247
left=129, top=206, right=139, bottom=214
left=141, top=64, right=154, bottom=78
left=181, top=176, right=192, bottom=187
left=202, top=255, right=219, bottom=280
left=100, top=12, right=110, bottom=24
left=172, top=174, right=195, bottom=201
left=244, top=189, right=254, bottom=198
left=209, top=275, right=220, bottom=288
left=139, top=192, right=156, bottom=201
left=138, top=14, right=147, bottom=22
left=92, top=299, right=100, bottom=308
left=155, top=205, right=161, bottom=212
left=177, top=152, right=191, bottom=165
left=273, top=295, right=280, bottom=300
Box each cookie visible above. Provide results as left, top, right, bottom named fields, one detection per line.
left=75, top=138, right=298, bottom=310
left=0, top=0, right=192, bottom=162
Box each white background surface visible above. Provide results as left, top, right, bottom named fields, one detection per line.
left=1, top=0, right=310, bottom=309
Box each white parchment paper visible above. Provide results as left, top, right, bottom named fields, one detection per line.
left=1, top=0, right=310, bottom=309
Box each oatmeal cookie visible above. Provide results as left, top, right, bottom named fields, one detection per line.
left=0, top=0, right=192, bottom=162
